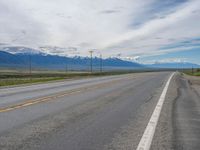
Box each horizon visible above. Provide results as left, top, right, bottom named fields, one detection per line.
left=0, top=0, right=200, bottom=64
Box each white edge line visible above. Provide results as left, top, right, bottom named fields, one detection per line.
left=136, top=72, right=175, bottom=150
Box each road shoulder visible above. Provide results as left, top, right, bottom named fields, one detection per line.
left=152, top=73, right=200, bottom=150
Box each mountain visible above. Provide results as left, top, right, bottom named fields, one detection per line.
left=0, top=51, right=25, bottom=65
left=0, top=50, right=144, bottom=71
left=147, top=62, right=200, bottom=69
left=1, top=48, right=199, bottom=71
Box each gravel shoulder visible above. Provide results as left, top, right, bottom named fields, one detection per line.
left=184, top=74, right=200, bottom=96
left=152, top=73, right=200, bottom=150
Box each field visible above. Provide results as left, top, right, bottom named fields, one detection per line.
left=184, top=69, right=200, bottom=76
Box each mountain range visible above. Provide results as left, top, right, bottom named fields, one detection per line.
left=0, top=50, right=143, bottom=71
left=0, top=47, right=199, bottom=71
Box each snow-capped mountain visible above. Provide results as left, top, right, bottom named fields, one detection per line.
left=0, top=50, right=144, bottom=70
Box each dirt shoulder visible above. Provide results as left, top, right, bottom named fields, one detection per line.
left=184, top=74, right=200, bottom=96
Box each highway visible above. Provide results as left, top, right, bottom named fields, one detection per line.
left=0, top=72, right=199, bottom=150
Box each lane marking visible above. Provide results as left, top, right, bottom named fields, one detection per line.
left=136, top=72, right=175, bottom=150
left=0, top=76, right=134, bottom=113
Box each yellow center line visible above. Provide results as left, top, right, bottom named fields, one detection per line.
left=0, top=77, right=134, bottom=113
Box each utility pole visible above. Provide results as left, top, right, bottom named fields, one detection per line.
left=65, top=57, right=68, bottom=73
left=100, top=54, right=103, bottom=73
left=29, top=55, right=32, bottom=79
left=89, top=50, right=93, bottom=73
left=192, top=66, right=194, bottom=75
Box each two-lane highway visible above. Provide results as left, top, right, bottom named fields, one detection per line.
left=0, top=72, right=172, bottom=150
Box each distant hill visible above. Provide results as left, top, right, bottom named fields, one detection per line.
left=147, top=62, right=200, bottom=69
left=0, top=50, right=144, bottom=71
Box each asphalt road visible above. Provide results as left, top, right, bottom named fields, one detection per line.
left=0, top=72, right=199, bottom=150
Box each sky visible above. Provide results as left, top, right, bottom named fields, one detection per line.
left=0, top=0, right=200, bottom=64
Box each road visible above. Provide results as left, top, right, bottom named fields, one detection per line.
left=0, top=72, right=199, bottom=150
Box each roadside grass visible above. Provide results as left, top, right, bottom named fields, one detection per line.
left=193, top=72, right=200, bottom=76
left=0, top=77, right=66, bottom=87
left=0, top=70, right=144, bottom=87
left=183, top=69, right=200, bottom=76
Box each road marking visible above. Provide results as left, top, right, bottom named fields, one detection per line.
left=136, top=73, right=175, bottom=150
left=0, top=76, right=134, bottom=113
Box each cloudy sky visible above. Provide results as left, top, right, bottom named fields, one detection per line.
left=0, top=0, right=200, bottom=64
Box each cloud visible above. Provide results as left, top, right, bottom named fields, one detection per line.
left=0, top=0, right=199, bottom=62
left=153, top=58, right=188, bottom=64
left=99, top=9, right=121, bottom=14
left=123, top=56, right=140, bottom=62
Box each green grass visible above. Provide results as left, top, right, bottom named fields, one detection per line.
left=183, top=69, right=200, bottom=76
left=193, top=72, right=200, bottom=76
left=0, top=77, right=66, bottom=86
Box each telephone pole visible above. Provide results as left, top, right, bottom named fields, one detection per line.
left=192, top=66, right=194, bottom=75
left=100, top=54, right=103, bottom=72
left=29, top=55, right=32, bottom=79
left=65, top=57, right=68, bottom=73
left=89, top=50, right=93, bottom=73
left=29, top=55, right=32, bottom=75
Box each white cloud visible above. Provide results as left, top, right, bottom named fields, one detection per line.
left=152, top=58, right=188, bottom=64
left=0, top=0, right=200, bottom=58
